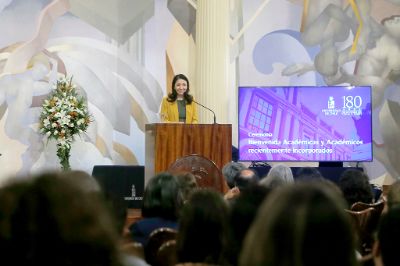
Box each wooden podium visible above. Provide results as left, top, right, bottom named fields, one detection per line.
left=145, top=123, right=232, bottom=187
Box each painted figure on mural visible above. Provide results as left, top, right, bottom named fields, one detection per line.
left=284, top=0, right=400, bottom=178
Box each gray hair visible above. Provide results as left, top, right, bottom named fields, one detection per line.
left=222, top=162, right=246, bottom=188
left=260, top=164, right=294, bottom=189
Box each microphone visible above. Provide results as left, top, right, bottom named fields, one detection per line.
left=193, top=100, right=217, bottom=124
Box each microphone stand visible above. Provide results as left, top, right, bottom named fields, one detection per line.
left=193, top=100, right=217, bottom=124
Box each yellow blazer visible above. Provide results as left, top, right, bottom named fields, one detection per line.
left=160, top=97, right=198, bottom=124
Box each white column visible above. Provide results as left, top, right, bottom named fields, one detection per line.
left=195, top=0, right=230, bottom=124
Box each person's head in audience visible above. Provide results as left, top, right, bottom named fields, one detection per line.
left=316, top=177, right=344, bottom=197
left=222, top=162, right=246, bottom=189
left=107, top=193, right=130, bottom=238
left=338, top=169, right=374, bottom=207
left=228, top=185, right=271, bottom=266
left=373, top=206, right=400, bottom=266
left=234, top=168, right=259, bottom=191
left=59, top=170, right=102, bottom=194
left=387, top=180, right=400, bottom=209
left=142, top=172, right=183, bottom=221
left=240, top=182, right=357, bottom=266
left=176, top=172, right=198, bottom=202
left=295, top=167, right=324, bottom=181
left=0, top=172, right=122, bottom=266
left=177, top=189, right=230, bottom=265
left=130, top=172, right=182, bottom=247
left=61, top=170, right=129, bottom=238
left=260, top=164, right=294, bottom=189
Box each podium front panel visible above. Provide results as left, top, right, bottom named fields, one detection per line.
left=145, top=123, right=232, bottom=184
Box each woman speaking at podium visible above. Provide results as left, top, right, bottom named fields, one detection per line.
left=160, top=74, right=198, bottom=123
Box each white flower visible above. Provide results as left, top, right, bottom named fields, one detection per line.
left=43, top=119, right=50, bottom=127
left=59, top=116, right=70, bottom=126
left=77, top=118, right=85, bottom=125
left=56, top=110, right=66, bottom=118
left=40, top=76, right=91, bottom=153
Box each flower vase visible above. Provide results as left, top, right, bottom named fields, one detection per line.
left=57, top=142, right=71, bottom=171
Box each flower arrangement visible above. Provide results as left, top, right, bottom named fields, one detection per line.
left=39, top=76, right=91, bottom=171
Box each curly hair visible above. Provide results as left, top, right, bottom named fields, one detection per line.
left=338, top=169, right=374, bottom=207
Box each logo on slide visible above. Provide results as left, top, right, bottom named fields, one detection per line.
left=328, top=96, right=335, bottom=109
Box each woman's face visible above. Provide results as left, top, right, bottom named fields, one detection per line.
left=175, top=78, right=187, bottom=98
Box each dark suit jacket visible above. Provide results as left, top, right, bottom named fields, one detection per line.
left=129, top=217, right=178, bottom=246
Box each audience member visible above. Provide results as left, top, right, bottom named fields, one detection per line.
left=222, top=162, right=246, bottom=189
left=315, top=177, right=344, bottom=197
left=176, top=189, right=230, bottom=265
left=386, top=180, right=400, bottom=210
left=260, top=164, right=294, bottom=189
left=59, top=170, right=102, bottom=193
left=240, top=182, right=357, bottom=266
left=60, top=170, right=131, bottom=233
left=295, top=167, right=324, bottom=181
left=176, top=172, right=198, bottom=203
left=44, top=171, right=147, bottom=265
left=224, top=168, right=259, bottom=201
left=0, top=172, right=124, bottom=266
left=227, top=185, right=271, bottom=266
left=373, top=206, right=400, bottom=266
left=234, top=168, right=259, bottom=191
left=129, top=172, right=183, bottom=246
left=338, top=169, right=374, bottom=208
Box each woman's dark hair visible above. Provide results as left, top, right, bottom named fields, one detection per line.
left=228, top=185, right=271, bottom=266
left=142, top=172, right=183, bottom=220
left=338, top=169, right=374, bottom=207
left=295, top=167, right=324, bottom=181
left=377, top=206, right=400, bottom=266
left=239, top=182, right=357, bottom=266
left=167, top=74, right=193, bottom=103
left=177, top=189, right=229, bottom=265
left=0, top=172, right=122, bottom=266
